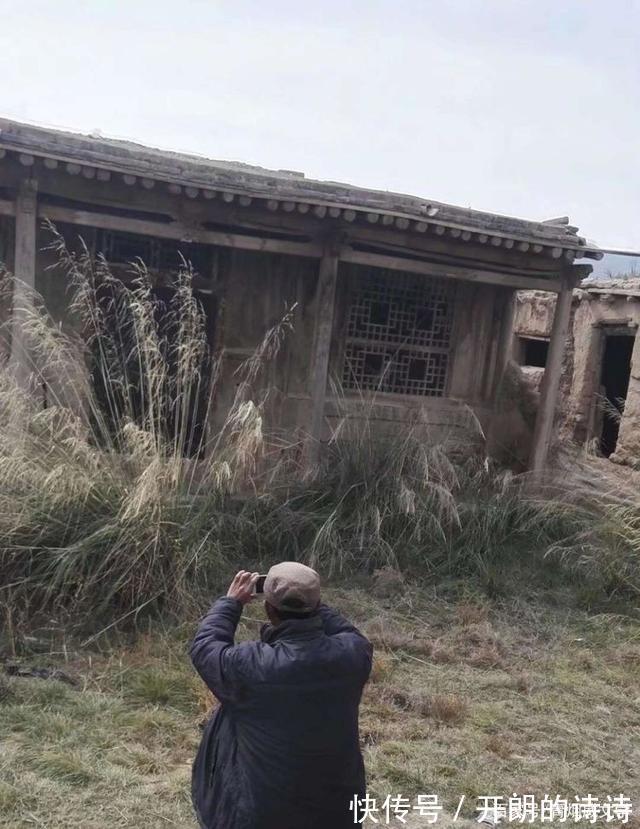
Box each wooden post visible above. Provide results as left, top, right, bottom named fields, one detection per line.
left=9, top=179, right=38, bottom=390
left=529, top=274, right=574, bottom=471
left=491, top=288, right=517, bottom=400
left=307, top=240, right=340, bottom=466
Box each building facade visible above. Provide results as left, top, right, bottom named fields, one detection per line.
left=0, top=119, right=601, bottom=469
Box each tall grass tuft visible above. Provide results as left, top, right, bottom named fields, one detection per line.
left=0, top=226, right=293, bottom=627
left=288, top=394, right=602, bottom=589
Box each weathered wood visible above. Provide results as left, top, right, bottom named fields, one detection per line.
left=340, top=248, right=561, bottom=292
left=308, top=243, right=340, bottom=465
left=10, top=179, right=38, bottom=389
left=0, top=193, right=565, bottom=291
left=529, top=274, right=574, bottom=471
left=39, top=203, right=323, bottom=258
left=491, top=289, right=516, bottom=399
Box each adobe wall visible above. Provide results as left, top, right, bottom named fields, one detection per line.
left=514, top=285, right=640, bottom=466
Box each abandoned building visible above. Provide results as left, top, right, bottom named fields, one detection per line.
left=514, top=280, right=640, bottom=465
left=0, top=118, right=603, bottom=470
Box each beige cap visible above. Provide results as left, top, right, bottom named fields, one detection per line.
left=264, top=562, right=321, bottom=613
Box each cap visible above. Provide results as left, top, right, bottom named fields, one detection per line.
left=264, top=562, right=321, bottom=614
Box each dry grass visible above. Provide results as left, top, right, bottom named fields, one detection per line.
left=1, top=586, right=638, bottom=828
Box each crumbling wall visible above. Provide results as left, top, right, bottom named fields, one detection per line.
left=513, top=290, right=556, bottom=339
left=515, top=285, right=640, bottom=466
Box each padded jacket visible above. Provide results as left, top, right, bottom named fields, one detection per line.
left=190, top=597, right=373, bottom=829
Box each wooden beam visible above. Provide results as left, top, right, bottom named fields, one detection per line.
left=341, top=248, right=561, bottom=292
left=308, top=241, right=340, bottom=466
left=38, top=203, right=322, bottom=258
left=34, top=202, right=562, bottom=292
left=529, top=274, right=575, bottom=471
left=10, top=179, right=38, bottom=389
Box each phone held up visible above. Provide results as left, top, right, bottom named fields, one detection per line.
left=253, top=575, right=268, bottom=595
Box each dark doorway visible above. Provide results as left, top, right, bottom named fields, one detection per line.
left=600, top=334, right=634, bottom=456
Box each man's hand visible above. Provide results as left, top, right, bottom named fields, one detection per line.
left=226, top=570, right=259, bottom=605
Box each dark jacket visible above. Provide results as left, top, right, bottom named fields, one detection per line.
left=190, top=597, right=373, bottom=829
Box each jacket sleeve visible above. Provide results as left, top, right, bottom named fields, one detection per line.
left=318, top=604, right=366, bottom=637
left=318, top=604, right=373, bottom=678
left=189, top=596, right=243, bottom=701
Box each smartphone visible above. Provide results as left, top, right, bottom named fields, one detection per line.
left=254, top=575, right=268, bottom=595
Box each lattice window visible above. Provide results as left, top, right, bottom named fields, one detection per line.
left=341, top=269, right=455, bottom=396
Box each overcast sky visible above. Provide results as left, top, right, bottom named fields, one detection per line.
left=1, top=0, right=639, bottom=248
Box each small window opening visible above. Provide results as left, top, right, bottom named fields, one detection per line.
left=519, top=336, right=549, bottom=368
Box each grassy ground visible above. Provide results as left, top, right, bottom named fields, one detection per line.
left=1, top=584, right=639, bottom=828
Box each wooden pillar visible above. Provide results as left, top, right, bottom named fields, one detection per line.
left=491, top=288, right=517, bottom=400
left=529, top=274, right=574, bottom=471
left=10, top=179, right=38, bottom=389
left=307, top=240, right=340, bottom=466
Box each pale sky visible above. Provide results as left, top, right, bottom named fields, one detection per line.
left=1, top=0, right=639, bottom=248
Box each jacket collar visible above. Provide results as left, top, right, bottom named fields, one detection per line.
left=260, top=614, right=323, bottom=645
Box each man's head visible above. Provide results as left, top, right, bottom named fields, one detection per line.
left=263, top=561, right=321, bottom=625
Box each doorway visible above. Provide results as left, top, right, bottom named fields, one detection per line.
left=599, top=332, right=635, bottom=456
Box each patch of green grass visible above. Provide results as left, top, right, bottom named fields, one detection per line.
left=123, top=666, right=198, bottom=710
left=30, top=749, right=96, bottom=786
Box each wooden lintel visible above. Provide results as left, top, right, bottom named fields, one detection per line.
left=38, top=203, right=323, bottom=259
left=341, top=248, right=561, bottom=292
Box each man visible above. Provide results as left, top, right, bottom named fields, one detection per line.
left=190, top=563, right=373, bottom=829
